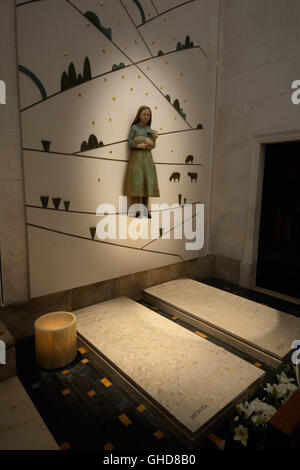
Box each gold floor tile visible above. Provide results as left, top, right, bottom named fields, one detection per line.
left=61, top=389, right=71, bottom=396
left=88, top=390, right=96, bottom=397
left=254, top=362, right=262, bottom=367
left=119, top=413, right=132, bottom=427
left=153, top=430, right=164, bottom=440
left=60, top=442, right=70, bottom=450
left=208, top=433, right=223, bottom=447
left=78, top=347, right=87, bottom=354
left=101, top=377, right=112, bottom=387
left=81, top=358, right=89, bottom=364
left=195, top=331, right=207, bottom=338
left=208, top=433, right=222, bottom=447
left=172, top=316, right=178, bottom=320
left=137, top=404, right=146, bottom=413
left=104, top=442, right=114, bottom=450
left=61, top=369, right=69, bottom=375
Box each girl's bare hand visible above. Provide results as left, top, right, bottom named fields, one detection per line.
left=138, top=143, right=152, bottom=149
left=143, top=137, right=154, bottom=145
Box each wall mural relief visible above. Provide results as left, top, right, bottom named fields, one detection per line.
left=16, top=0, right=219, bottom=297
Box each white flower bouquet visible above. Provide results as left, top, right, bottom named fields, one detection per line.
left=225, top=362, right=298, bottom=449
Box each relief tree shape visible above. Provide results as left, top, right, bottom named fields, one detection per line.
left=165, top=95, right=187, bottom=120
left=80, top=134, right=104, bottom=152
left=18, top=65, right=47, bottom=100
left=112, top=63, right=125, bottom=71
left=132, top=0, right=146, bottom=24
left=176, top=35, right=194, bottom=51
left=84, top=11, right=112, bottom=40
left=61, top=57, right=92, bottom=91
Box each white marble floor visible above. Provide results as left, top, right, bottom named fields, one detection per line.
left=0, top=376, right=59, bottom=450
left=143, top=279, right=300, bottom=361
left=74, top=297, right=264, bottom=434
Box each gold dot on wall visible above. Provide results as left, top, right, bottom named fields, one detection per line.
left=100, top=1, right=104, bottom=5
left=171, top=150, right=174, bottom=153
left=92, top=121, right=95, bottom=125
left=98, top=178, right=101, bottom=182
left=86, top=22, right=90, bottom=27
left=78, top=93, right=82, bottom=97
left=102, top=49, right=106, bottom=53
left=121, top=75, right=125, bottom=79
left=134, top=39, right=138, bottom=44
left=160, top=127, right=163, bottom=131
left=64, top=51, right=68, bottom=56
left=172, top=37, right=176, bottom=41
left=160, top=86, right=163, bottom=89
left=165, top=61, right=168, bottom=64
left=109, top=150, right=112, bottom=154
left=112, top=97, right=116, bottom=101
left=145, top=92, right=149, bottom=96
left=148, top=12, right=151, bottom=16
left=137, top=74, right=141, bottom=78
left=130, top=88, right=134, bottom=91
left=152, top=41, right=155, bottom=45
left=109, top=118, right=112, bottom=122
left=124, top=46, right=127, bottom=50
left=147, top=66, right=150, bottom=70
left=104, top=78, right=108, bottom=82
left=117, top=20, right=121, bottom=25
left=155, top=106, right=157, bottom=109
left=184, top=99, right=187, bottom=103
left=174, top=116, right=177, bottom=119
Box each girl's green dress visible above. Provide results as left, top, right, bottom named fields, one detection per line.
left=124, top=123, right=160, bottom=197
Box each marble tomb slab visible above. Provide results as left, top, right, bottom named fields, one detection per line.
left=143, top=279, right=300, bottom=367
left=74, top=297, right=264, bottom=442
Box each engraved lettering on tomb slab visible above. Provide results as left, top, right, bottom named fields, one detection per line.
left=190, top=405, right=208, bottom=420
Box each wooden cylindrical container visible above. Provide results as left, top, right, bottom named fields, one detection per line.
left=34, top=312, right=77, bottom=369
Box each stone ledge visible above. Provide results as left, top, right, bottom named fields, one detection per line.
left=0, top=319, right=14, bottom=348
left=0, top=256, right=212, bottom=341
left=0, top=376, right=59, bottom=450
left=0, top=319, right=16, bottom=382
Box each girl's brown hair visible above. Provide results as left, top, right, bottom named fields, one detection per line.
left=131, top=105, right=152, bottom=127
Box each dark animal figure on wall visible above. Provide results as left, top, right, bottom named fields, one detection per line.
left=188, top=172, right=198, bottom=182
left=169, top=172, right=180, bottom=182
left=185, top=155, right=194, bottom=164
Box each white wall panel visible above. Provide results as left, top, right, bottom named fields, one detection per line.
left=27, top=225, right=180, bottom=298
left=16, top=0, right=219, bottom=297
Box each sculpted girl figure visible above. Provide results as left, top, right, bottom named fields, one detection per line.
left=124, top=106, right=160, bottom=218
